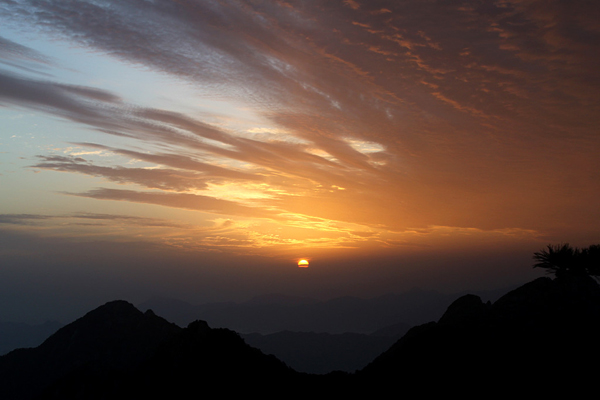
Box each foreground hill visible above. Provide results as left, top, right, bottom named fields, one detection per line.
left=0, top=301, right=181, bottom=399
left=0, top=301, right=306, bottom=399
left=357, top=275, right=600, bottom=394
left=2, top=275, right=599, bottom=397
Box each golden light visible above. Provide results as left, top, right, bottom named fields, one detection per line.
left=298, top=259, right=309, bottom=268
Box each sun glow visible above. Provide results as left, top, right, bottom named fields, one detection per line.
left=297, top=259, right=309, bottom=267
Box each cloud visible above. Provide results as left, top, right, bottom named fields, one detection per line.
left=32, top=155, right=210, bottom=191
left=68, top=212, right=195, bottom=229
left=0, top=214, right=56, bottom=225
left=72, top=143, right=262, bottom=182
left=0, top=211, right=188, bottom=228
left=0, top=0, right=598, bottom=238
left=2, top=0, right=600, bottom=326
left=0, top=70, right=123, bottom=127
left=69, top=188, right=281, bottom=220
left=0, top=36, right=44, bottom=61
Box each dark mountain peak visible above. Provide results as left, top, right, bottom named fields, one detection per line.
left=491, top=276, right=600, bottom=320
left=0, top=300, right=181, bottom=399
left=492, top=276, right=555, bottom=309
left=359, top=276, right=600, bottom=393
left=78, top=299, right=140, bottom=321
left=186, top=319, right=210, bottom=333
left=39, top=300, right=179, bottom=352
left=99, top=299, right=135, bottom=308
left=1, top=300, right=304, bottom=398
left=144, top=308, right=156, bottom=317
left=438, top=294, right=490, bottom=325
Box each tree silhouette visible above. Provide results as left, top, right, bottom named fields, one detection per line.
left=533, top=243, right=600, bottom=280
left=581, top=244, right=600, bottom=278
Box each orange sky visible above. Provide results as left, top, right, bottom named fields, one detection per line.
left=0, top=0, right=598, bottom=322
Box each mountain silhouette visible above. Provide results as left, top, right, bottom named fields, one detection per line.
left=0, top=300, right=307, bottom=399
left=0, top=301, right=180, bottom=399
left=357, top=275, right=600, bottom=394
left=2, top=275, right=599, bottom=398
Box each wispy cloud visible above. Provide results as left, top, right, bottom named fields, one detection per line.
left=68, top=188, right=281, bottom=220
left=32, top=155, right=210, bottom=191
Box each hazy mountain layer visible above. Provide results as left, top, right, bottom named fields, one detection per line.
left=138, top=287, right=509, bottom=334
left=2, top=276, right=599, bottom=398
left=0, top=321, right=62, bottom=356
left=242, top=328, right=408, bottom=374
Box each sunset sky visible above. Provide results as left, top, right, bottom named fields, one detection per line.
left=1, top=0, right=598, bottom=323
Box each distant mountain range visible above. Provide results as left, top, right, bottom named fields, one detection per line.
left=137, top=286, right=510, bottom=334
left=2, top=276, right=598, bottom=398
left=0, top=286, right=510, bottom=359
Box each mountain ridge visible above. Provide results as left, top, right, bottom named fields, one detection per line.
left=1, top=276, right=598, bottom=397
left=357, top=275, right=600, bottom=394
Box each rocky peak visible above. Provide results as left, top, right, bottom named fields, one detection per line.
left=438, top=294, right=491, bottom=325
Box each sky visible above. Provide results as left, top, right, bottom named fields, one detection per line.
left=1, top=0, right=599, bottom=323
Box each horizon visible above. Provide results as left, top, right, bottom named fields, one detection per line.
left=1, top=1, right=598, bottom=324
left=3, top=278, right=521, bottom=330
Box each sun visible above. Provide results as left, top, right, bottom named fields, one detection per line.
left=297, top=259, right=309, bottom=268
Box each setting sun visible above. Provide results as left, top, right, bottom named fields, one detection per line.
left=298, top=259, right=309, bottom=268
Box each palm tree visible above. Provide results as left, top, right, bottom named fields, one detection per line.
left=580, top=244, right=600, bottom=279
left=533, top=244, right=583, bottom=279
left=533, top=243, right=600, bottom=280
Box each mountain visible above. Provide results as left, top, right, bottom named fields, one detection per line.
left=121, top=321, right=303, bottom=398
left=0, top=286, right=507, bottom=357
left=0, top=301, right=309, bottom=399
left=2, top=276, right=598, bottom=398
left=357, top=275, right=600, bottom=394
left=0, top=301, right=180, bottom=399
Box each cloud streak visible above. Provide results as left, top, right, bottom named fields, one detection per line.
left=69, top=188, right=281, bottom=220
